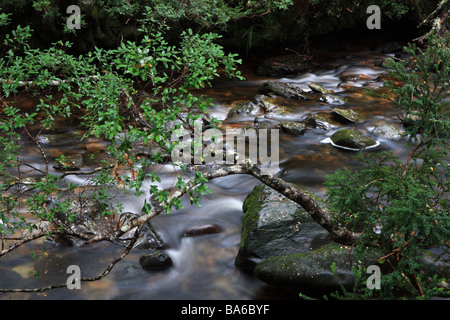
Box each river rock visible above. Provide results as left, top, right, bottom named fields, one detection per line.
left=320, top=94, right=345, bottom=105
left=53, top=153, right=84, bottom=171
left=330, top=108, right=361, bottom=123
left=184, top=224, right=222, bottom=237
left=308, top=83, right=332, bottom=94
left=133, top=219, right=168, bottom=250
left=50, top=197, right=117, bottom=246
left=330, top=129, right=377, bottom=150
left=372, top=123, right=404, bottom=139
left=303, top=112, right=339, bottom=131
left=256, top=54, right=311, bottom=77
left=255, top=95, right=278, bottom=112
left=258, top=81, right=308, bottom=100
left=280, top=121, right=307, bottom=135
left=139, top=251, right=172, bottom=270
left=227, top=100, right=263, bottom=119
left=254, top=243, right=355, bottom=291
left=235, top=184, right=331, bottom=270
left=253, top=115, right=281, bottom=130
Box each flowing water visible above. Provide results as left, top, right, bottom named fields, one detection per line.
left=0, top=47, right=414, bottom=300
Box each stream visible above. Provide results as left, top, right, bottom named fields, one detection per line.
left=0, top=46, right=414, bottom=300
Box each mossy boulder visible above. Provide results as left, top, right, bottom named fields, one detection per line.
left=330, top=129, right=378, bottom=150
left=235, top=184, right=331, bottom=270
left=254, top=243, right=356, bottom=290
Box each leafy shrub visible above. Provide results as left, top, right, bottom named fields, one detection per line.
left=0, top=7, right=243, bottom=237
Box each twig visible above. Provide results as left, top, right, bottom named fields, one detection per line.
left=0, top=232, right=49, bottom=257
left=418, top=0, right=449, bottom=28
left=24, top=125, right=48, bottom=175
left=60, top=164, right=115, bottom=178
left=413, top=274, right=425, bottom=297
left=402, top=141, right=423, bottom=177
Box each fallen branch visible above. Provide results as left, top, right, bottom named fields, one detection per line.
left=115, top=160, right=360, bottom=246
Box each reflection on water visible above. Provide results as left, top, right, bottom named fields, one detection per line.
left=0, top=49, right=414, bottom=300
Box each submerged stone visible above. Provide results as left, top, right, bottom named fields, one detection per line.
left=184, top=224, right=222, bottom=237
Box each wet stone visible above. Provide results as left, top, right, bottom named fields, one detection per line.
left=139, top=251, right=173, bottom=270
left=372, top=124, right=404, bottom=139
left=303, top=112, right=339, bottom=131
left=330, top=108, right=361, bottom=123
left=227, top=100, right=263, bottom=119
left=235, top=184, right=331, bottom=270
left=330, top=129, right=377, bottom=150
left=53, top=154, right=84, bottom=171
left=258, top=81, right=308, bottom=100
left=184, top=224, right=222, bottom=237
left=308, top=83, right=332, bottom=94
left=320, top=94, right=345, bottom=105
left=280, top=121, right=307, bottom=135
left=256, top=95, right=281, bottom=112
left=254, top=243, right=355, bottom=290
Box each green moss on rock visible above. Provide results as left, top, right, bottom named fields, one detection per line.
left=330, top=129, right=377, bottom=150
left=254, top=243, right=355, bottom=290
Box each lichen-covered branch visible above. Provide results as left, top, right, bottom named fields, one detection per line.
left=116, top=160, right=360, bottom=246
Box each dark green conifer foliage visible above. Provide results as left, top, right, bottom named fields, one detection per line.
left=325, top=28, right=449, bottom=299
